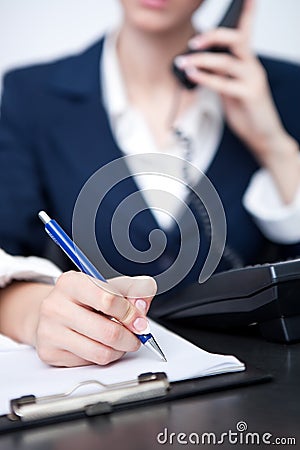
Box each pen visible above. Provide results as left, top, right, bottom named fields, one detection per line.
left=38, top=211, right=167, bottom=362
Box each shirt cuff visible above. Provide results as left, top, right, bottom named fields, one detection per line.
left=243, top=169, right=300, bottom=244
left=0, top=248, right=62, bottom=288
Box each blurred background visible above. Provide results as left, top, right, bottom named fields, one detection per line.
left=0, top=0, right=299, bottom=96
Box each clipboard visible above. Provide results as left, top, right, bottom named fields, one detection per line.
left=0, top=368, right=271, bottom=434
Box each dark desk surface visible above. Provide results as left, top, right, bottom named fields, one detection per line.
left=1, top=324, right=299, bottom=450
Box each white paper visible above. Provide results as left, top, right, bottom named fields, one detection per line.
left=0, top=321, right=244, bottom=416
left=0, top=334, right=31, bottom=352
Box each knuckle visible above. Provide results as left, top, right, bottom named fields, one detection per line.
left=105, top=323, right=122, bottom=346
left=100, top=291, right=115, bottom=312
left=36, top=344, right=55, bottom=365
left=35, top=322, right=55, bottom=357
left=96, top=347, right=115, bottom=366
left=36, top=346, right=71, bottom=367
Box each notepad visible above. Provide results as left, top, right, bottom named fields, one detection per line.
left=0, top=321, right=244, bottom=416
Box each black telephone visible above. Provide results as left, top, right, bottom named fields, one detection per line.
left=151, top=258, right=300, bottom=343
left=172, top=0, right=245, bottom=89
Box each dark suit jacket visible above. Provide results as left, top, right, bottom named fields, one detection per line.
left=0, top=38, right=299, bottom=295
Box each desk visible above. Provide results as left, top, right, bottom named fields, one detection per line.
left=1, top=324, right=299, bottom=450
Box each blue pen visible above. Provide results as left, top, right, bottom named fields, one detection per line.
left=38, top=211, right=167, bottom=362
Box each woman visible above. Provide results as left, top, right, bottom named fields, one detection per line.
left=0, top=0, right=299, bottom=366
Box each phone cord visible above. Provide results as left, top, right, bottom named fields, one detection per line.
left=172, top=124, right=244, bottom=272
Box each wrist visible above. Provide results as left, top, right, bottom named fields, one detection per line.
left=255, top=132, right=299, bottom=168
left=255, top=133, right=300, bottom=205
left=0, top=281, right=53, bottom=345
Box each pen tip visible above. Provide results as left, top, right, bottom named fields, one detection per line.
left=146, top=336, right=167, bottom=362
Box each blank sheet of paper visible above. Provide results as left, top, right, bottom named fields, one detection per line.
left=0, top=321, right=244, bottom=416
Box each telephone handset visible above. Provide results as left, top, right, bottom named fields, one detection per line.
left=172, top=0, right=246, bottom=90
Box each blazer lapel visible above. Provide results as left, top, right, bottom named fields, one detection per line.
left=47, top=37, right=160, bottom=243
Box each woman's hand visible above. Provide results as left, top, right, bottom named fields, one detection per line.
left=174, top=0, right=300, bottom=202
left=175, top=0, right=282, bottom=156
left=0, top=272, right=157, bottom=367
left=33, top=271, right=157, bottom=367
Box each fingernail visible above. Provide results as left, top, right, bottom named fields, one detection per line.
left=188, top=37, right=204, bottom=49
left=133, top=317, right=149, bottom=333
left=174, top=56, right=187, bottom=68
left=135, top=299, right=147, bottom=313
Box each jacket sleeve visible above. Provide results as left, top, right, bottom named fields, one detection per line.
left=0, top=70, right=46, bottom=256
left=257, top=57, right=300, bottom=259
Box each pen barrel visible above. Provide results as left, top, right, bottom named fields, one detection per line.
left=45, top=220, right=106, bottom=281
left=39, top=213, right=166, bottom=361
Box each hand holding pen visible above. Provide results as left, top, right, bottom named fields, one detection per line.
left=36, top=212, right=166, bottom=366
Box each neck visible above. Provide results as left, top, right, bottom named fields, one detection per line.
left=117, top=23, right=195, bottom=90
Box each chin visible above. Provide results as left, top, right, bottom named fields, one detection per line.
left=124, top=11, right=190, bottom=35
left=120, top=0, right=202, bottom=35
left=130, top=15, right=179, bottom=34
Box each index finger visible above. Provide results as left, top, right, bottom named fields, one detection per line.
left=107, top=275, right=157, bottom=300
left=238, top=0, right=255, bottom=38
left=56, top=271, right=151, bottom=334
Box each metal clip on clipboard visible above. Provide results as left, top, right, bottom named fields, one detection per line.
left=7, top=372, right=170, bottom=423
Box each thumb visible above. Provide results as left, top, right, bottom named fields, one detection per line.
left=108, top=275, right=157, bottom=314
